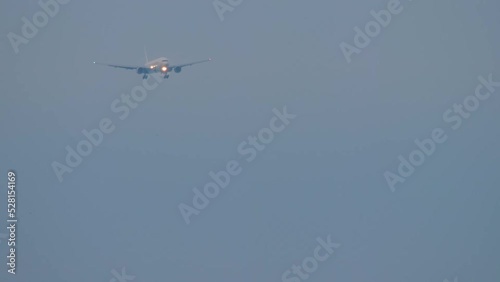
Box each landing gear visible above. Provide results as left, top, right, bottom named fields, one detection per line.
left=164, top=74, right=169, bottom=79
left=142, top=74, right=148, bottom=79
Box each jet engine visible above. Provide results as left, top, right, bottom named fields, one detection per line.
left=174, top=67, right=182, bottom=73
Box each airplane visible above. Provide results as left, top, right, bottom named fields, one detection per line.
left=93, top=50, right=211, bottom=79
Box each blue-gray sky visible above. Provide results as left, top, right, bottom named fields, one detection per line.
left=0, top=0, right=499, bottom=281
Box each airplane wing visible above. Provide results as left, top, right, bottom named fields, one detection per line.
left=170, top=58, right=212, bottom=69
left=93, top=62, right=141, bottom=70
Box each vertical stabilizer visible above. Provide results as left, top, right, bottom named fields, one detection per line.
left=144, top=46, right=149, bottom=64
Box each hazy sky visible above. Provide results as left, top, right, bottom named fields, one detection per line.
left=1, top=0, right=499, bottom=281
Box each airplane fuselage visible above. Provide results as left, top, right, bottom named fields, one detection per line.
left=142, top=57, right=170, bottom=74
